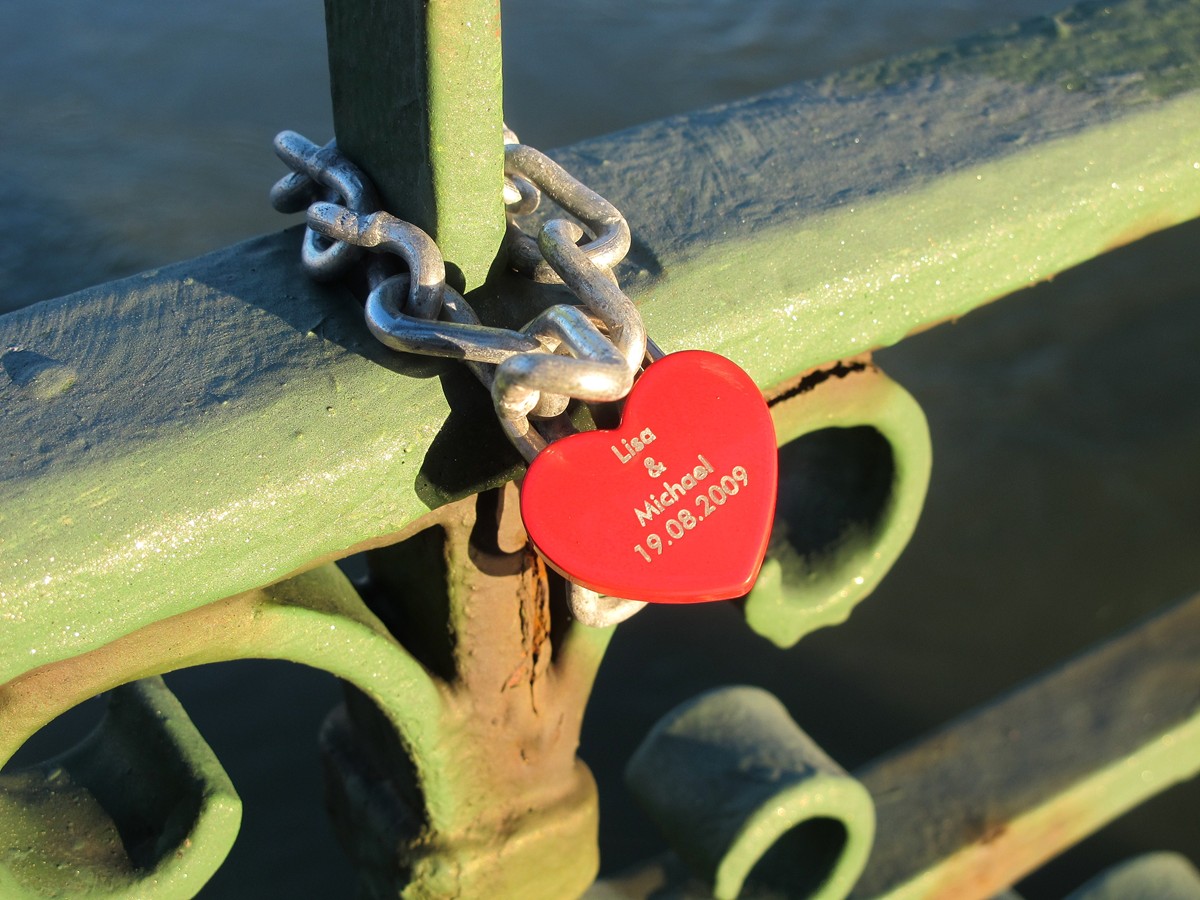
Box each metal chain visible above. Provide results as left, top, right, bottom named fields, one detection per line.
left=271, top=127, right=649, bottom=626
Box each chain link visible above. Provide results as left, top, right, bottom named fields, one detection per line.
left=502, top=140, right=632, bottom=283
left=272, top=126, right=651, bottom=625
left=271, top=132, right=378, bottom=281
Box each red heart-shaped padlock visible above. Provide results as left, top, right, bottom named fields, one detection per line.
left=520, top=350, right=778, bottom=604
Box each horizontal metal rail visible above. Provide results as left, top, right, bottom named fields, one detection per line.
left=855, top=589, right=1200, bottom=898
left=3, top=2, right=1200, bottom=897
left=592, top=590, right=1200, bottom=898
left=2, top=0, right=1199, bottom=684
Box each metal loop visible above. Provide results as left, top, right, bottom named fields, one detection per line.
left=490, top=305, right=632, bottom=464
left=272, top=131, right=379, bottom=281
left=528, top=383, right=572, bottom=420
left=271, top=171, right=326, bottom=214
left=504, top=143, right=631, bottom=283
left=401, top=284, right=545, bottom=463
left=567, top=584, right=647, bottom=628
left=499, top=414, right=549, bottom=463
left=270, top=138, right=337, bottom=213
left=501, top=125, right=540, bottom=216
left=307, top=203, right=445, bottom=320
left=519, top=306, right=592, bottom=419
left=503, top=173, right=540, bottom=216
left=537, top=220, right=647, bottom=374
left=364, top=274, right=542, bottom=364
left=495, top=305, right=631, bottom=419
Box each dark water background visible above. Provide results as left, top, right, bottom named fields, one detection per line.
left=2, top=1, right=1198, bottom=897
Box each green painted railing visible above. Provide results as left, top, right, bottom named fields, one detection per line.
left=1, top=0, right=1198, bottom=897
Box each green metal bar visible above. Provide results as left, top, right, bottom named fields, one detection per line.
left=0, top=548, right=609, bottom=897
left=2, top=0, right=1199, bottom=683
left=853, top=590, right=1200, bottom=899
left=747, top=363, right=931, bottom=647
left=592, top=591, right=1200, bottom=899
left=2, top=2, right=1199, bottom=895
left=323, top=0, right=505, bottom=290
left=0, top=677, right=240, bottom=899
left=320, top=6, right=611, bottom=895
left=625, top=686, right=876, bottom=900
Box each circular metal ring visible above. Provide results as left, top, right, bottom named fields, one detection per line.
left=272, top=131, right=379, bottom=281
left=504, top=143, right=631, bottom=284
left=307, top=204, right=446, bottom=320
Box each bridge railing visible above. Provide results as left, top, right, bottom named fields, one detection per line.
left=1, top=0, right=1198, bottom=897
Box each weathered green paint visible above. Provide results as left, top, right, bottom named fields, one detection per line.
left=319, top=7, right=603, bottom=890
left=626, top=686, right=875, bottom=900
left=324, top=0, right=505, bottom=290
left=321, top=487, right=611, bottom=898
left=853, top=590, right=1200, bottom=899
left=0, top=678, right=240, bottom=899
left=591, top=592, right=1200, bottom=899
left=747, top=363, right=932, bottom=647
left=0, top=566, right=440, bottom=777
left=1, top=550, right=610, bottom=898
left=4, top=0, right=1199, bottom=688
left=841, top=0, right=1200, bottom=100
left=546, top=0, right=1200, bottom=392
left=2, top=2, right=1200, bottom=893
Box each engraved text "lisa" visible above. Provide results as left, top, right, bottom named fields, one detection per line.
left=611, top=427, right=657, bottom=464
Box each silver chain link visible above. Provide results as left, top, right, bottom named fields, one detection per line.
left=271, top=126, right=650, bottom=626
left=270, top=132, right=378, bottom=282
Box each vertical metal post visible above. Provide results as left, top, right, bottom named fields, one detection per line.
left=323, top=0, right=505, bottom=291
left=317, top=7, right=611, bottom=897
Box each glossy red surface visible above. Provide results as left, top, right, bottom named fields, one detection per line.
left=521, top=350, right=778, bottom=603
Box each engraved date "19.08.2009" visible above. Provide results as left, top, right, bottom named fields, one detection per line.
left=633, top=465, right=749, bottom=562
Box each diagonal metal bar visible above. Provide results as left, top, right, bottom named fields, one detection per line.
left=852, top=590, right=1200, bottom=899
